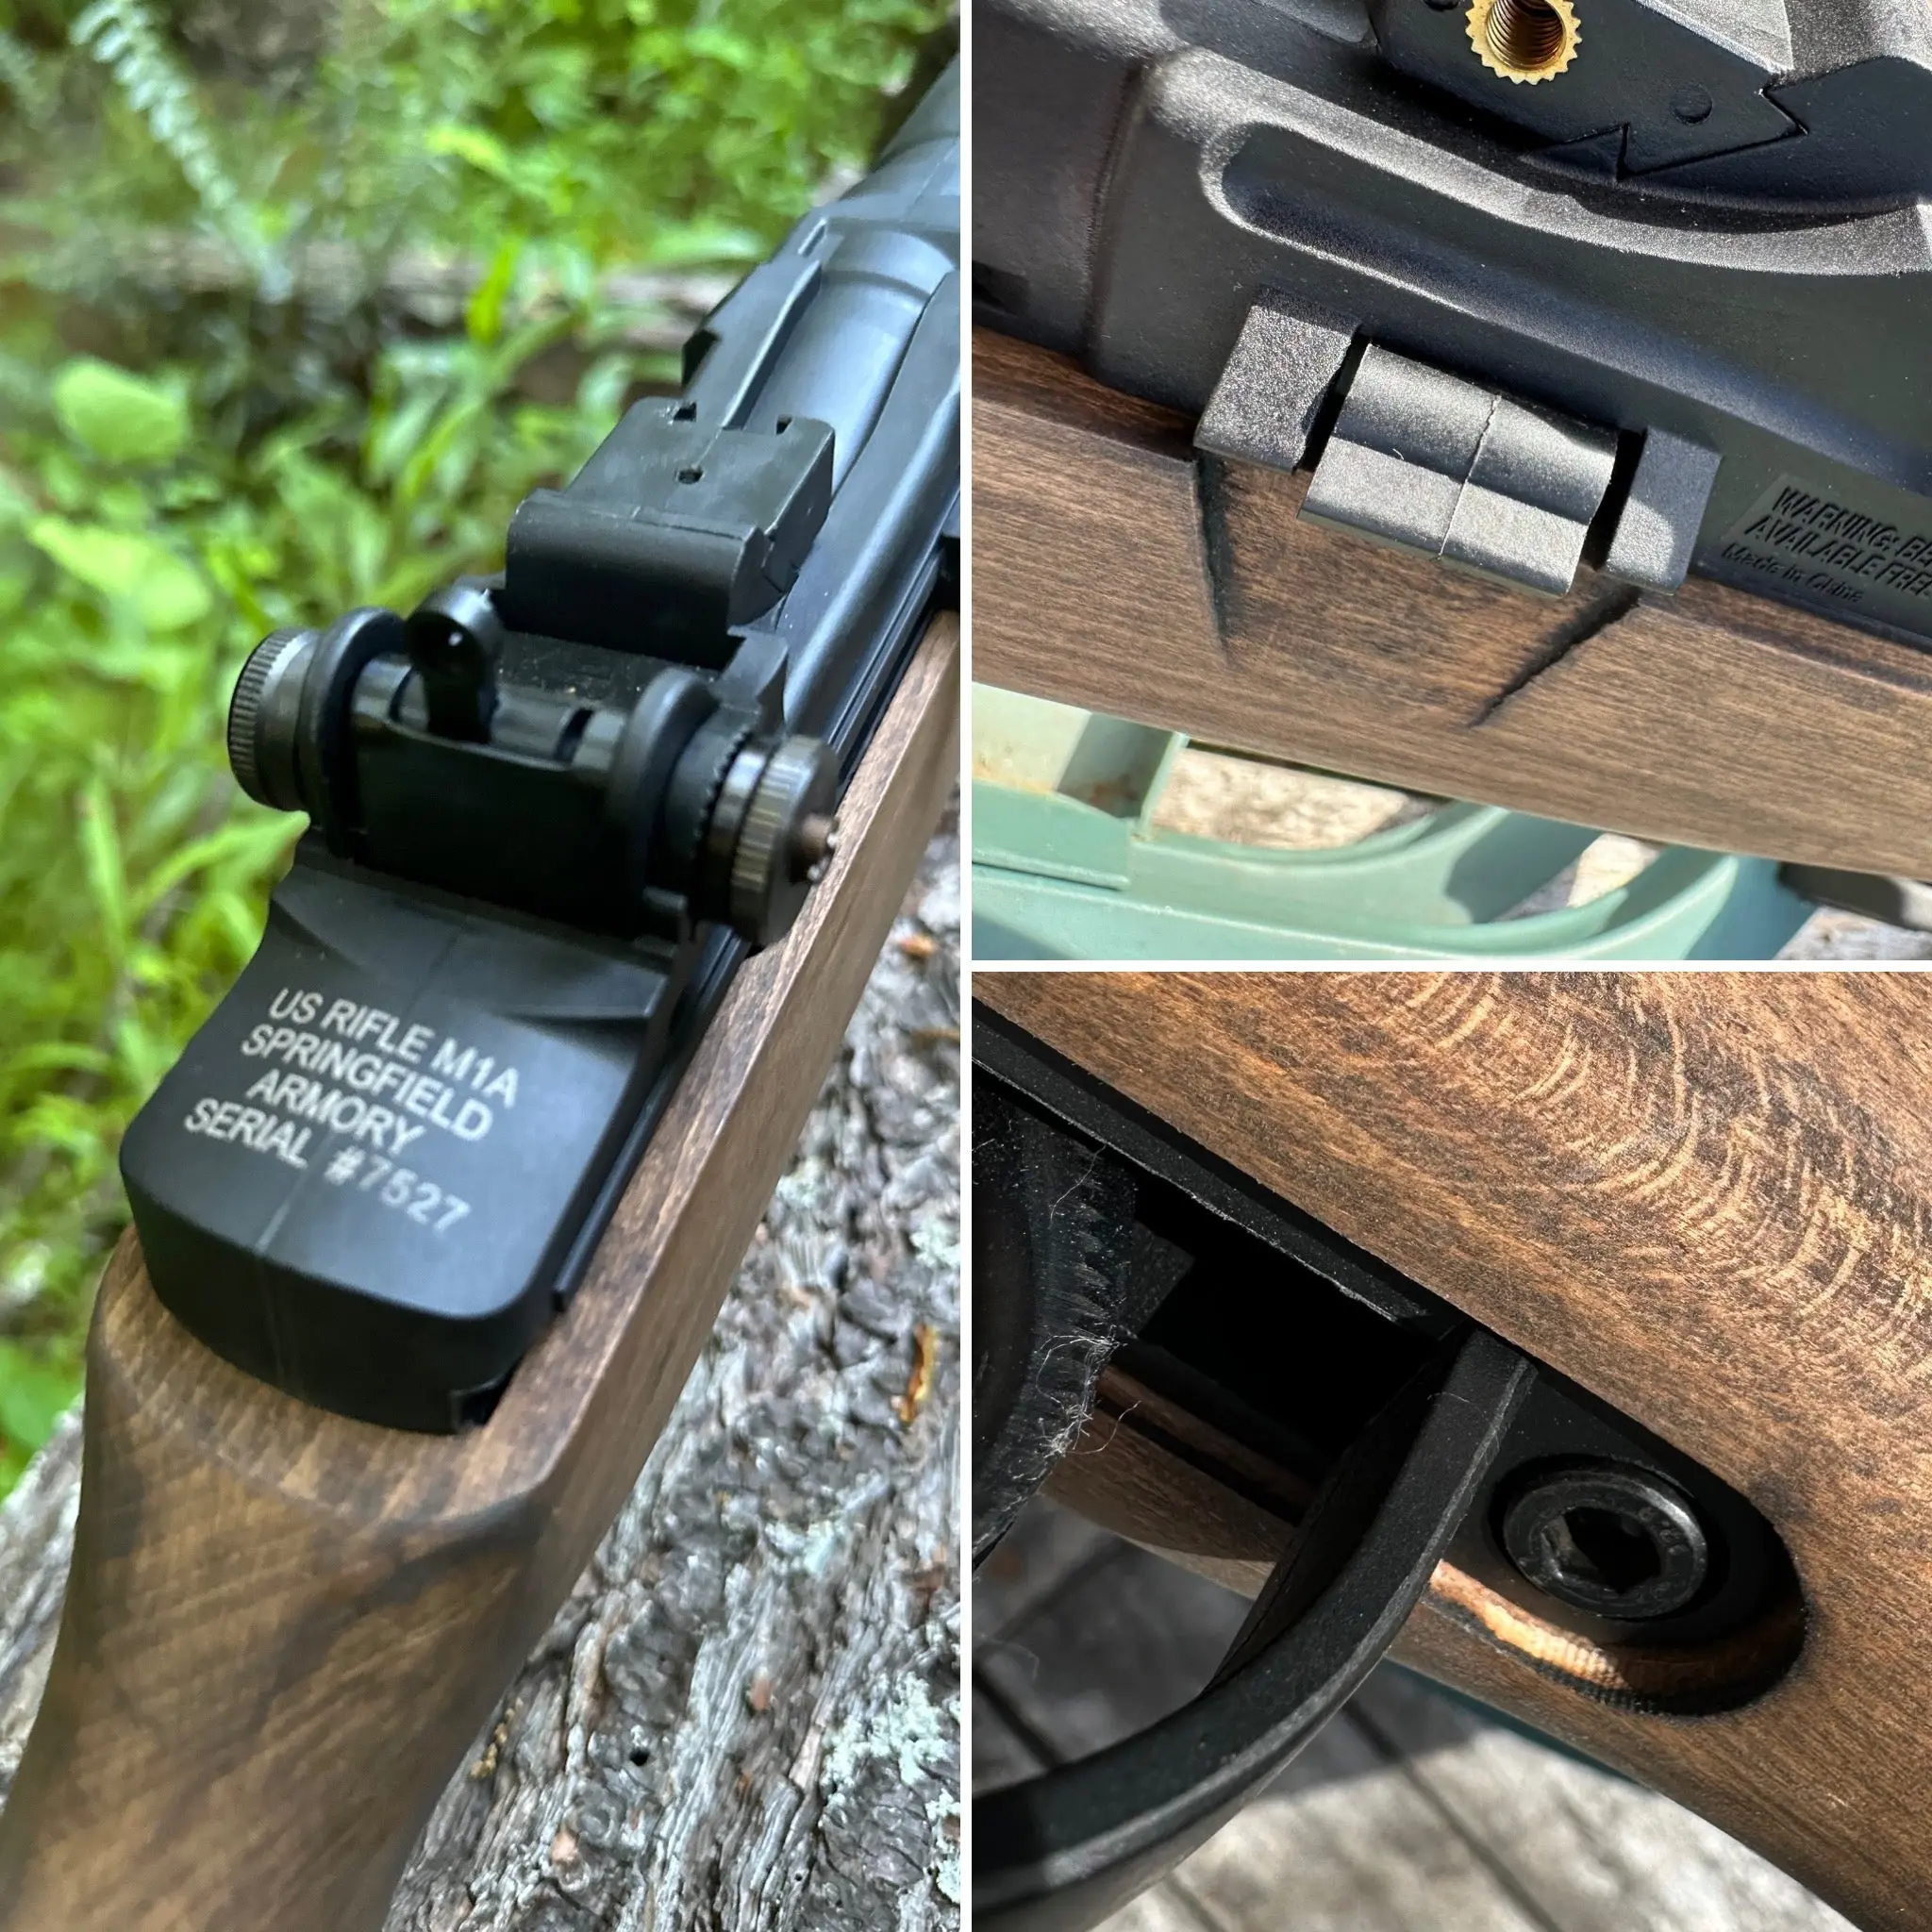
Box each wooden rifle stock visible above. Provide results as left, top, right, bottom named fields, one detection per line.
left=0, top=616, right=957, bottom=1932
left=979, top=968, right=1932, bottom=1932
left=974, top=325, right=1932, bottom=880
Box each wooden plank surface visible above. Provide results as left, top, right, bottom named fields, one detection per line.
left=974, top=326, right=1932, bottom=879
left=976, top=1500, right=1850, bottom=1932
left=0, top=617, right=959, bottom=1932
left=0, top=818, right=961, bottom=1932
left=975, top=971, right=1932, bottom=1931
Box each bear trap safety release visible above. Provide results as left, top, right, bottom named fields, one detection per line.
left=119, top=67, right=959, bottom=1434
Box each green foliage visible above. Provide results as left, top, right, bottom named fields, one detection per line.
left=53, top=357, right=193, bottom=463
left=0, top=1340, right=74, bottom=1491
left=0, top=0, right=948, bottom=1491
left=3, top=0, right=944, bottom=299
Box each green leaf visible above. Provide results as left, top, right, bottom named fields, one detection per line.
left=78, top=775, right=131, bottom=964
left=642, top=219, right=767, bottom=267
left=0, top=1041, right=114, bottom=1081
left=0, top=465, right=33, bottom=531
left=0, top=1341, right=78, bottom=1456
left=135, top=815, right=300, bottom=912
left=467, top=239, right=522, bottom=347
left=424, top=123, right=517, bottom=185
left=51, top=358, right=190, bottom=466
left=26, top=518, right=214, bottom=632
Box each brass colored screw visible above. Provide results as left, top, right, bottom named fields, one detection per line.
left=1468, top=0, right=1580, bottom=82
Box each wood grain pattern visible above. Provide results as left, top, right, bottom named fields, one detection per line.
left=1042, top=1365, right=1305, bottom=1596
left=979, top=969, right=1932, bottom=1932
left=974, top=326, right=1932, bottom=877
left=0, top=614, right=958, bottom=1932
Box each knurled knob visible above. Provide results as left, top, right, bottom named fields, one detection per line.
left=727, top=736, right=840, bottom=947
left=227, top=627, right=315, bottom=810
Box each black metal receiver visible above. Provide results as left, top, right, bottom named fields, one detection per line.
left=119, top=65, right=959, bottom=1434
left=975, top=0, right=1932, bottom=641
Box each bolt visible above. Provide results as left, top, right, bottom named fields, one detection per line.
left=1499, top=1463, right=1711, bottom=1621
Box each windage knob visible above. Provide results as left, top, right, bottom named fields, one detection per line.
left=725, top=735, right=841, bottom=948
left=227, top=626, right=317, bottom=811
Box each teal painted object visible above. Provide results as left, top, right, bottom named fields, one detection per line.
left=970, top=686, right=1815, bottom=962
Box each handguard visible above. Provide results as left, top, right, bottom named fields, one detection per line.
left=974, top=0, right=1932, bottom=644
left=119, top=66, right=959, bottom=1433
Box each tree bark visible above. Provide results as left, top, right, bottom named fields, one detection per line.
left=0, top=824, right=960, bottom=1932
left=111, top=233, right=734, bottom=348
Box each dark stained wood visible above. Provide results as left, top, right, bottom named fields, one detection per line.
left=1042, top=1364, right=1307, bottom=1595
left=0, top=616, right=958, bottom=1932
left=979, top=969, right=1932, bottom=1932
left=974, top=326, right=1932, bottom=877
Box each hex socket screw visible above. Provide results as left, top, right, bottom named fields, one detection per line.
left=1499, top=1463, right=1712, bottom=1621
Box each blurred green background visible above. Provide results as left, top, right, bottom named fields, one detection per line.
left=0, top=0, right=951, bottom=1495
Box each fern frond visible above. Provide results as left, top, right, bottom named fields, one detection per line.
left=70, top=0, right=286, bottom=291
left=0, top=28, right=55, bottom=129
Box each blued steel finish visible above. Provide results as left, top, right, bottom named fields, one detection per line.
left=974, top=0, right=1932, bottom=640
